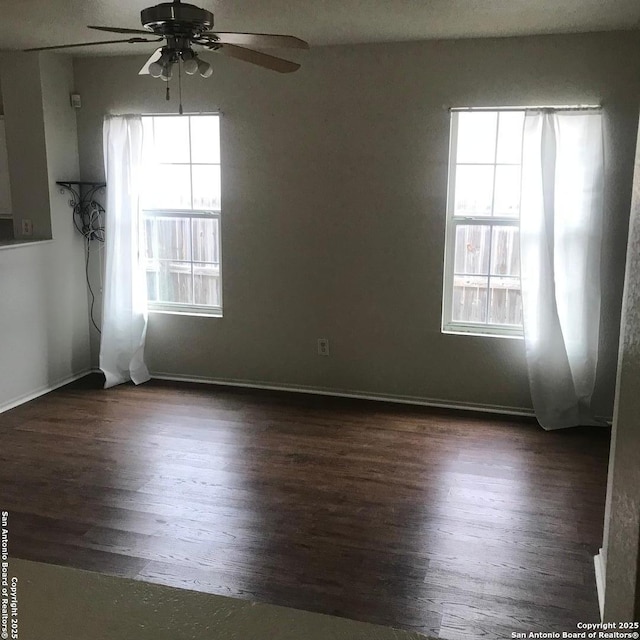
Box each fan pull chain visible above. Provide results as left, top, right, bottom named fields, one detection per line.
left=178, top=57, right=184, bottom=115
left=165, top=84, right=170, bottom=102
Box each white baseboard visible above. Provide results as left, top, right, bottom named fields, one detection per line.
left=0, top=369, right=94, bottom=414
left=1, top=367, right=613, bottom=425
left=149, top=371, right=537, bottom=418
left=594, top=549, right=605, bottom=621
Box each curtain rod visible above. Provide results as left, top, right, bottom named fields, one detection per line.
left=106, top=111, right=223, bottom=117
left=449, top=105, right=601, bottom=112
left=142, top=111, right=223, bottom=117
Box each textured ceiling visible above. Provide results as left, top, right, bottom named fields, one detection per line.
left=0, top=0, right=638, bottom=53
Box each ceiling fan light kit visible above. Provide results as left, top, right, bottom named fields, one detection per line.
left=24, top=0, right=308, bottom=110
left=197, top=58, right=213, bottom=78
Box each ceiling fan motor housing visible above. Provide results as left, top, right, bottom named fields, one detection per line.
left=141, top=2, right=214, bottom=35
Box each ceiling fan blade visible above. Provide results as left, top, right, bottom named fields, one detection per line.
left=210, top=43, right=300, bottom=73
left=139, top=48, right=163, bottom=75
left=25, top=37, right=162, bottom=52
left=201, top=32, right=309, bottom=50
left=89, top=25, right=153, bottom=36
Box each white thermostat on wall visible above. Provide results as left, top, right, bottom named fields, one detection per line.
left=70, top=94, right=82, bottom=109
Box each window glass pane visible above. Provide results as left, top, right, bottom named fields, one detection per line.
left=192, top=217, right=220, bottom=263
left=456, top=112, right=498, bottom=164
left=156, top=260, right=193, bottom=305
left=454, top=225, right=490, bottom=275
left=145, top=270, right=158, bottom=302
left=491, top=226, right=520, bottom=276
left=496, top=111, right=525, bottom=164
left=142, top=164, right=192, bottom=210
left=452, top=275, right=488, bottom=323
left=489, top=277, right=522, bottom=325
left=454, top=165, right=494, bottom=216
left=193, top=262, right=221, bottom=307
left=190, top=116, right=220, bottom=164
left=142, top=118, right=156, bottom=166
left=149, top=117, right=190, bottom=164
left=143, top=217, right=155, bottom=259
left=493, top=165, right=521, bottom=217
left=145, top=216, right=191, bottom=261
left=192, top=165, right=221, bottom=210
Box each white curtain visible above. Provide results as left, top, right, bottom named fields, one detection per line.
left=100, top=116, right=150, bottom=389
left=520, top=110, right=604, bottom=429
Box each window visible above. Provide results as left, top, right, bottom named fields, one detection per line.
left=442, top=109, right=524, bottom=337
left=140, top=114, right=222, bottom=315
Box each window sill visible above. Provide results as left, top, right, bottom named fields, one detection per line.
left=149, top=309, right=223, bottom=319
left=441, top=328, right=523, bottom=340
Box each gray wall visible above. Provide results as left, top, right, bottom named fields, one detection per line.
left=0, top=53, right=52, bottom=240
left=74, top=31, right=640, bottom=413
left=601, top=115, right=640, bottom=621
left=0, top=53, right=91, bottom=410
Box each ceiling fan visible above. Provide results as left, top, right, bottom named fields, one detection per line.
left=25, top=0, right=309, bottom=79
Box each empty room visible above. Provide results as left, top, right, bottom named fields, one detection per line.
left=0, top=1, right=639, bottom=638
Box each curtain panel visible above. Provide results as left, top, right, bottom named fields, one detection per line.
left=100, top=116, right=150, bottom=389
left=520, top=110, right=604, bottom=429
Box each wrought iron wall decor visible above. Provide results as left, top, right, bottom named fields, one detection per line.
left=57, top=181, right=106, bottom=242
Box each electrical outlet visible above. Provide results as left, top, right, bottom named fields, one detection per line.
left=21, top=219, right=33, bottom=236
left=317, top=338, right=330, bottom=356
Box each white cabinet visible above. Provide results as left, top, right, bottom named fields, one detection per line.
left=0, top=118, right=12, bottom=216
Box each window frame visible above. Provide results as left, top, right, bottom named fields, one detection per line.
left=441, top=109, right=525, bottom=339
left=140, top=113, right=223, bottom=317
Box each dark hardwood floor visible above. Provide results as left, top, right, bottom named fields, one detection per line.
left=0, top=375, right=609, bottom=638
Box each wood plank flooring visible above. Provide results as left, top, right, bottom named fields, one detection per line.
left=0, top=375, right=610, bottom=638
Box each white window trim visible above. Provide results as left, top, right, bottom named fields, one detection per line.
left=441, top=110, right=524, bottom=339
left=140, top=114, right=223, bottom=317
